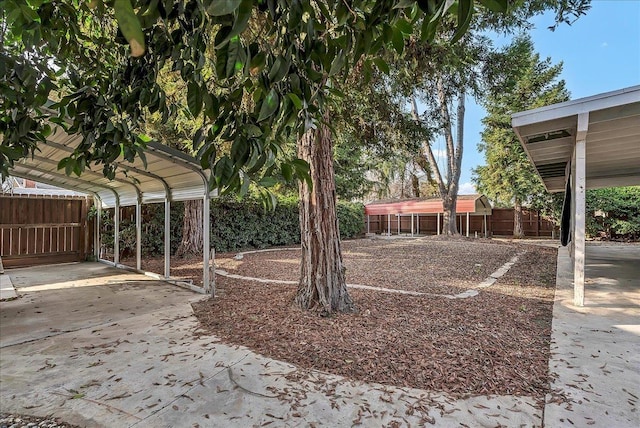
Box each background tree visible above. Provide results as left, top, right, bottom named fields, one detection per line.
left=392, top=1, right=589, bottom=235
left=473, top=35, right=569, bottom=238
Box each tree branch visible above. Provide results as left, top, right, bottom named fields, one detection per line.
left=436, top=76, right=455, bottom=189
left=411, top=97, right=446, bottom=197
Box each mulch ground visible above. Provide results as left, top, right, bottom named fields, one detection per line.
left=125, top=237, right=557, bottom=402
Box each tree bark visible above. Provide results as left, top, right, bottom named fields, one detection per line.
left=513, top=198, right=524, bottom=239
left=176, top=199, right=203, bottom=256
left=442, top=193, right=458, bottom=235
left=411, top=173, right=420, bottom=198
left=411, top=81, right=465, bottom=236
left=295, top=119, right=355, bottom=315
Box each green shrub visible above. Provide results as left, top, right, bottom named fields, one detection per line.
left=336, top=201, right=365, bottom=239
left=97, top=196, right=365, bottom=256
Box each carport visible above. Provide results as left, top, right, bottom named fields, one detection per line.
left=512, top=85, right=640, bottom=306
left=6, top=120, right=216, bottom=295
left=364, top=194, right=492, bottom=237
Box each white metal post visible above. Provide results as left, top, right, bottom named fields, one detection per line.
left=387, top=214, right=391, bottom=236
left=416, top=214, right=420, bottom=235
left=411, top=213, right=414, bottom=237
left=437, top=213, right=440, bottom=235
left=574, top=112, right=588, bottom=306
left=483, top=214, right=487, bottom=238
left=367, top=215, right=370, bottom=234
left=397, top=214, right=400, bottom=235
left=203, top=195, right=211, bottom=294
left=466, top=212, right=470, bottom=237
left=164, top=198, right=170, bottom=278
left=114, top=201, right=120, bottom=265
left=95, top=199, right=101, bottom=260
left=136, top=199, right=142, bottom=270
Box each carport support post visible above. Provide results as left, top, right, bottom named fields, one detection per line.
left=114, top=199, right=120, bottom=265
left=397, top=214, right=400, bottom=235
left=411, top=213, right=414, bottom=237
left=95, top=198, right=101, bottom=260
left=483, top=214, right=487, bottom=238
left=573, top=112, right=588, bottom=306
left=437, top=213, right=440, bottom=235
left=466, top=212, right=470, bottom=237
left=136, top=198, right=142, bottom=270
left=202, top=194, right=212, bottom=294
left=387, top=214, right=391, bottom=236
left=164, top=199, right=170, bottom=278
left=367, top=215, right=370, bottom=234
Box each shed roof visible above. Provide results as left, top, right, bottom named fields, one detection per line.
left=365, top=194, right=492, bottom=216
left=512, top=85, right=640, bottom=192
left=8, top=121, right=213, bottom=208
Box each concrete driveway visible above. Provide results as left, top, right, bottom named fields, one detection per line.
left=0, top=262, right=541, bottom=427
left=545, top=244, right=639, bottom=427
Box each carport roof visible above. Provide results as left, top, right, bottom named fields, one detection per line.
left=8, top=121, right=213, bottom=208
left=512, top=85, right=640, bottom=192
left=365, top=194, right=492, bottom=216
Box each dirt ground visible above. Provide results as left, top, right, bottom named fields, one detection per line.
left=133, top=237, right=557, bottom=403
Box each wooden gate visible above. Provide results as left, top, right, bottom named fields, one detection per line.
left=0, top=195, right=91, bottom=268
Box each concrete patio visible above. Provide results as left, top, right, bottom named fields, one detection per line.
left=545, top=244, right=639, bottom=427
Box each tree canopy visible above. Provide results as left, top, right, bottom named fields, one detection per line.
left=1, top=0, right=516, bottom=197
left=473, top=34, right=569, bottom=211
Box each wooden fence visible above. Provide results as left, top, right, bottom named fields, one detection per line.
left=366, top=208, right=557, bottom=237
left=0, top=195, right=92, bottom=268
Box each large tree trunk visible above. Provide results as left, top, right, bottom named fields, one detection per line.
left=442, top=193, right=458, bottom=235
left=176, top=200, right=203, bottom=256
left=411, top=82, right=465, bottom=236
left=295, top=119, right=355, bottom=315
left=513, top=198, right=524, bottom=239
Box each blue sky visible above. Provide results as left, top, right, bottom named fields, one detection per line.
left=456, top=0, right=640, bottom=194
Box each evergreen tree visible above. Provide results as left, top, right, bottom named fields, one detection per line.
left=473, top=35, right=569, bottom=238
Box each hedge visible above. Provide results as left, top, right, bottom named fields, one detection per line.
left=98, top=197, right=364, bottom=255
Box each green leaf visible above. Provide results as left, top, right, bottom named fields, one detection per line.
left=226, top=36, right=245, bottom=77
left=420, top=16, right=438, bottom=41
left=451, top=0, right=473, bottom=43
left=268, top=56, right=289, bottom=83
left=114, top=0, right=145, bottom=57
left=395, top=19, right=413, bottom=35
left=231, top=137, right=249, bottom=165
left=372, top=58, right=390, bottom=74
left=281, top=163, right=293, bottom=181
left=257, top=89, right=279, bottom=122
left=199, top=144, right=217, bottom=170
left=250, top=51, right=267, bottom=73
left=193, top=127, right=206, bottom=150
left=391, top=27, right=404, bottom=54
left=451, top=0, right=474, bottom=43
left=287, top=93, right=302, bottom=109
left=258, top=176, right=278, bottom=187
left=329, top=50, right=345, bottom=77
left=187, top=82, right=203, bottom=117
left=214, top=0, right=253, bottom=47
left=478, top=0, right=507, bottom=13
left=239, top=170, right=250, bottom=197
left=206, top=0, right=242, bottom=16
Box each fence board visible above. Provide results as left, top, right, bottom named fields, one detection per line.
left=0, top=195, right=91, bottom=267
